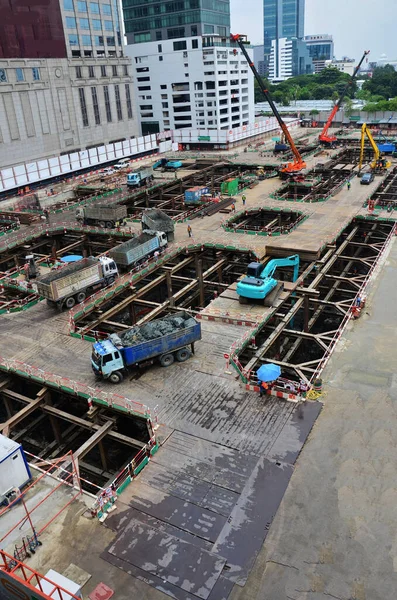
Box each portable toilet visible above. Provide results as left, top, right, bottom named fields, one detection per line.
left=0, top=434, right=31, bottom=503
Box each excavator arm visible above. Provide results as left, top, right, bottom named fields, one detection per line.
left=359, top=123, right=391, bottom=172
left=231, top=34, right=306, bottom=174
left=319, top=50, right=370, bottom=145
left=261, top=255, right=300, bottom=281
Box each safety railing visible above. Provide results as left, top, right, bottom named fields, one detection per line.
left=0, top=356, right=152, bottom=419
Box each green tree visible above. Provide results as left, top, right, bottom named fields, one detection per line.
left=332, top=91, right=339, bottom=103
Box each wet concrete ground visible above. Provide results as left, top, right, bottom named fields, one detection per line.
left=229, top=238, right=397, bottom=600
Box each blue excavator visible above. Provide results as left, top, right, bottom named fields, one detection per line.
left=237, top=255, right=300, bottom=305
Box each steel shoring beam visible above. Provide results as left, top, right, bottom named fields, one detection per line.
left=0, top=396, right=44, bottom=436
left=0, top=388, right=145, bottom=449
left=283, top=223, right=380, bottom=364
left=73, top=420, right=114, bottom=461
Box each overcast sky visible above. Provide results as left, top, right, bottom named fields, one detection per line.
left=230, top=0, right=396, bottom=61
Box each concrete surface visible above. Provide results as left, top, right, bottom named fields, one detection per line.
left=228, top=237, right=397, bottom=600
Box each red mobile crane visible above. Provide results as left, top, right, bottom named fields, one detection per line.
left=319, top=50, right=370, bottom=146
left=231, top=34, right=306, bottom=175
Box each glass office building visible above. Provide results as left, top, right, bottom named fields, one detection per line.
left=264, top=0, right=305, bottom=73
left=123, top=0, right=230, bottom=44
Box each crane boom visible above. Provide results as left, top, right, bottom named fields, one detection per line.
left=231, top=34, right=306, bottom=174
left=319, top=50, right=370, bottom=145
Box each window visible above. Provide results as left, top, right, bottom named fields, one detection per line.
left=64, top=0, right=73, bottom=9
left=137, top=76, right=150, bottom=82
left=66, top=16, right=76, bottom=28
left=112, top=65, right=118, bottom=76
left=104, top=20, right=113, bottom=31
left=125, top=84, right=133, bottom=119
left=204, top=24, right=214, bottom=33
left=95, top=35, right=104, bottom=46
left=140, top=104, right=152, bottom=110
left=103, top=85, right=112, bottom=121
left=79, top=18, right=89, bottom=29
left=91, top=87, right=100, bottom=124
left=123, top=65, right=128, bottom=76
left=101, top=65, right=107, bottom=77
left=183, top=51, right=188, bottom=58
left=161, top=94, right=167, bottom=99
left=76, top=66, right=82, bottom=78
left=138, top=86, right=150, bottom=91
left=191, top=25, right=197, bottom=35
left=134, top=32, right=151, bottom=43
left=15, top=68, right=24, bottom=82
left=162, top=102, right=168, bottom=108
left=77, top=0, right=87, bottom=11
left=32, top=67, right=40, bottom=81
left=82, top=35, right=91, bottom=45
left=90, top=1, right=99, bottom=13
left=114, top=84, right=123, bottom=120
left=88, top=65, right=95, bottom=77
left=0, top=69, right=7, bottom=83
left=102, top=3, right=111, bottom=15
left=158, top=44, right=162, bottom=52
left=192, top=39, right=198, bottom=49
left=156, top=31, right=162, bottom=40
left=173, top=41, right=187, bottom=51
left=107, top=37, right=115, bottom=45
left=159, top=56, right=163, bottom=62
left=160, top=84, right=167, bottom=89
left=92, top=19, right=101, bottom=30
left=168, top=27, right=185, bottom=39
left=78, top=87, right=89, bottom=126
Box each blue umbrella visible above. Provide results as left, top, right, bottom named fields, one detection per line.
left=61, top=255, right=83, bottom=263
left=257, top=363, right=281, bottom=383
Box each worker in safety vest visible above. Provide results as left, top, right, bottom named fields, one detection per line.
left=259, top=381, right=269, bottom=397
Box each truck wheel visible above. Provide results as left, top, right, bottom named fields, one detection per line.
left=107, top=276, right=115, bottom=285
left=99, top=221, right=106, bottom=228
left=106, top=221, right=113, bottom=229
left=65, top=296, right=75, bottom=309
left=160, top=353, right=174, bottom=367
left=176, top=348, right=191, bottom=362
left=76, top=291, right=86, bottom=303
left=109, top=371, right=123, bottom=384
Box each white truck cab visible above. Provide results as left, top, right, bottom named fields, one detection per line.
left=99, top=256, right=118, bottom=280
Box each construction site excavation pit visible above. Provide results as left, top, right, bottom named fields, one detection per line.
left=233, top=217, right=395, bottom=387
left=223, top=207, right=307, bottom=236
left=71, top=246, right=256, bottom=338
left=0, top=372, right=152, bottom=495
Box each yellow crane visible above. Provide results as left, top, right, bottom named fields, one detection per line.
left=359, top=123, right=391, bottom=173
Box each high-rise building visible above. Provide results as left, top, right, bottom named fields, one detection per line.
left=123, top=1, right=255, bottom=136
left=252, top=45, right=266, bottom=77
left=305, top=34, right=334, bottom=73
left=0, top=0, right=138, bottom=180
left=264, top=0, right=305, bottom=77
left=123, top=0, right=231, bottom=45
left=269, top=37, right=312, bottom=81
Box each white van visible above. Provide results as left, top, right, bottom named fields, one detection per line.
left=114, top=159, right=131, bottom=171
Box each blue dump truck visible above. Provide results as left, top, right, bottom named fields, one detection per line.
left=91, top=311, right=201, bottom=383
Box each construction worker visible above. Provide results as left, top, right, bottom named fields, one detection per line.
left=187, top=224, right=192, bottom=238
left=44, top=208, right=50, bottom=223
left=347, top=180, right=351, bottom=191
left=231, top=202, right=235, bottom=213
left=259, top=380, right=269, bottom=397
left=242, top=195, right=246, bottom=206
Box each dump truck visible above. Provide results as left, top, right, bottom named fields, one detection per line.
left=91, top=311, right=201, bottom=383
left=37, top=256, right=118, bottom=309
left=127, top=167, right=154, bottom=188
left=75, top=205, right=127, bottom=228
left=109, top=231, right=168, bottom=269
left=184, top=186, right=210, bottom=205
left=141, top=209, right=175, bottom=242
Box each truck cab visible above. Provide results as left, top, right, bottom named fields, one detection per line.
left=99, top=256, right=118, bottom=282
left=92, top=339, right=124, bottom=383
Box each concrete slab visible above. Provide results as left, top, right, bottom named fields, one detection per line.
left=62, top=563, right=92, bottom=588
left=106, top=517, right=226, bottom=600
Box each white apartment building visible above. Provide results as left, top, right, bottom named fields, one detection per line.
left=0, top=0, right=138, bottom=175
left=325, top=58, right=356, bottom=77
left=125, top=35, right=255, bottom=135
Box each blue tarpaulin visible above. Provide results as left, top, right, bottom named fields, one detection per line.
left=257, top=363, right=281, bottom=382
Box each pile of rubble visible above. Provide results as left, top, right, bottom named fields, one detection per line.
left=110, top=314, right=196, bottom=347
